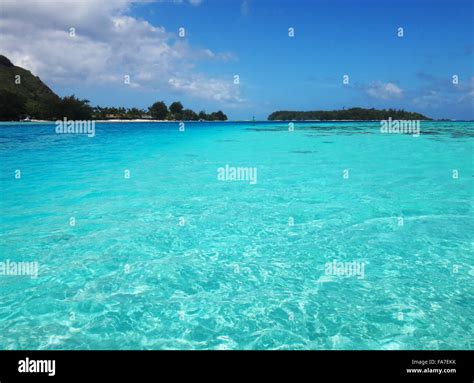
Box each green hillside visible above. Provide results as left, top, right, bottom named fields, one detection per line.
left=0, top=55, right=61, bottom=120
left=0, top=55, right=227, bottom=121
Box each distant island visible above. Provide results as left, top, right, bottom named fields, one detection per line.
left=268, top=108, right=430, bottom=121
left=0, top=55, right=227, bottom=121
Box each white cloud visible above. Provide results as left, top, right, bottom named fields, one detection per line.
left=457, top=76, right=474, bottom=102
left=412, top=75, right=474, bottom=107
left=240, top=0, right=250, bottom=16
left=165, top=0, right=203, bottom=5
left=0, top=0, right=240, bottom=103
left=412, top=90, right=442, bottom=108
left=366, top=82, right=403, bottom=100
left=168, top=76, right=244, bottom=103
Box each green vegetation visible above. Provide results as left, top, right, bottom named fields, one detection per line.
left=0, top=54, right=228, bottom=121
left=0, top=54, right=59, bottom=120
left=93, top=102, right=227, bottom=121
left=182, top=109, right=198, bottom=121
left=148, top=101, right=167, bottom=120
left=268, top=108, right=430, bottom=121
left=0, top=90, right=27, bottom=121
left=93, top=106, right=146, bottom=120
left=169, top=101, right=184, bottom=120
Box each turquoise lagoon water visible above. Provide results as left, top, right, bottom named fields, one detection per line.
left=0, top=121, right=472, bottom=350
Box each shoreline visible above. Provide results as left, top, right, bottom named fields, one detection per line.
left=1, top=119, right=470, bottom=124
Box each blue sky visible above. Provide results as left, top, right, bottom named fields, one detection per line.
left=1, top=0, right=473, bottom=119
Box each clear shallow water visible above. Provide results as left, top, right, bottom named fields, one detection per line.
left=0, top=121, right=472, bottom=350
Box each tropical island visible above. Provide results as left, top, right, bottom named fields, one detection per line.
left=268, top=108, right=430, bottom=121
left=0, top=55, right=227, bottom=121
left=1, top=54, right=432, bottom=122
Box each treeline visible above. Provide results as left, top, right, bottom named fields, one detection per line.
left=268, top=108, right=430, bottom=121
left=95, top=101, right=227, bottom=121
left=0, top=91, right=93, bottom=121
left=0, top=91, right=228, bottom=121
left=145, top=101, right=227, bottom=121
